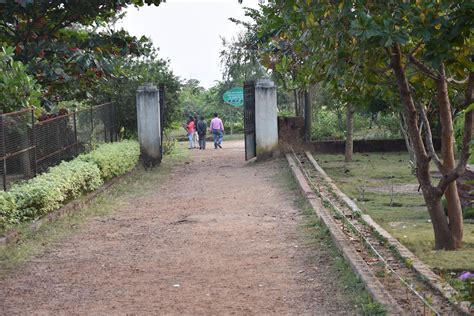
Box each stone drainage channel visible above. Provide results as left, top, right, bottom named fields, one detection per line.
left=288, top=150, right=465, bottom=315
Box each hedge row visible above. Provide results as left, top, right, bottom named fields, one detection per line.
left=78, top=140, right=139, bottom=181
left=0, top=140, right=140, bottom=233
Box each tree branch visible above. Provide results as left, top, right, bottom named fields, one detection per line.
left=447, top=76, right=469, bottom=85
left=408, top=55, right=438, bottom=80
left=418, top=99, right=443, bottom=170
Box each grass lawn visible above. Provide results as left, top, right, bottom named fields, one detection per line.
left=313, top=151, right=474, bottom=272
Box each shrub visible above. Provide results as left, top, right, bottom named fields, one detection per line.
left=0, top=191, right=19, bottom=232
left=9, top=160, right=103, bottom=220
left=0, top=46, right=41, bottom=113
left=1, top=140, right=139, bottom=233
left=79, top=140, right=139, bottom=181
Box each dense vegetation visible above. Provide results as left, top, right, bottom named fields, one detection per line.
left=226, top=1, right=473, bottom=250
left=0, top=140, right=139, bottom=233
left=0, top=0, right=179, bottom=136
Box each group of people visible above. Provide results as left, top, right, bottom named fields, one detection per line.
left=185, top=112, right=224, bottom=150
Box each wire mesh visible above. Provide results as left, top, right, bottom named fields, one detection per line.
left=0, top=103, right=118, bottom=191
left=0, top=110, right=35, bottom=190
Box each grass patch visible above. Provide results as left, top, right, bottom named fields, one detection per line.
left=276, top=160, right=386, bottom=315
left=314, top=152, right=474, bottom=271
left=223, top=133, right=244, bottom=141
left=0, top=146, right=188, bottom=278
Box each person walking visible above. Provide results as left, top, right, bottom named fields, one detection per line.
left=209, top=112, right=224, bottom=149
left=193, top=112, right=199, bottom=148
left=196, top=116, right=207, bottom=150
left=186, top=116, right=195, bottom=149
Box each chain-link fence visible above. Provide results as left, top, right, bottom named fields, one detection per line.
left=0, top=102, right=118, bottom=190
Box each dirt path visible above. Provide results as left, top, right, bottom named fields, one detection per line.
left=0, top=140, right=355, bottom=315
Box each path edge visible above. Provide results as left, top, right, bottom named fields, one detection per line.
left=304, top=151, right=471, bottom=315
left=286, top=154, right=404, bottom=315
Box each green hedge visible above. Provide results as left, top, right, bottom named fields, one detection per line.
left=9, top=160, right=103, bottom=222
left=0, top=140, right=140, bottom=233
left=78, top=140, right=139, bottom=181
left=0, top=191, right=19, bottom=232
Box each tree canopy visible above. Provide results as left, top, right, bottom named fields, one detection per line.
left=240, top=0, right=473, bottom=250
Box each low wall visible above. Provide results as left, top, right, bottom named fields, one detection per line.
left=307, top=139, right=408, bottom=153
left=278, top=116, right=441, bottom=153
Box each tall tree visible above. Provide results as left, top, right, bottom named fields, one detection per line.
left=248, top=0, right=473, bottom=249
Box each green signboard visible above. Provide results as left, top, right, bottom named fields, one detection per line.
left=223, top=87, right=244, bottom=106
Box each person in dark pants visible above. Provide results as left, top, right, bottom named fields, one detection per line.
left=196, top=116, right=207, bottom=150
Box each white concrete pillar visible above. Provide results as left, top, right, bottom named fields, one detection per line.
left=136, top=83, right=161, bottom=168
left=255, top=79, right=278, bottom=159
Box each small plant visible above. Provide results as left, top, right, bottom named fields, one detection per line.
left=404, top=257, right=414, bottom=269
left=389, top=175, right=395, bottom=207
left=162, top=137, right=178, bottom=155
left=358, top=183, right=366, bottom=202
left=456, top=272, right=474, bottom=303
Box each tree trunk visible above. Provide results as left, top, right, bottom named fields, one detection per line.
left=304, top=89, right=312, bottom=141
left=436, top=65, right=463, bottom=249
left=293, top=89, right=299, bottom=116
left=345, top=103, right=355, bottom=162
left=390, top=44, right=454, bottom=249
left=297, top=90, right=305, bottom=117
left=422, top=187, right=454, bottom=249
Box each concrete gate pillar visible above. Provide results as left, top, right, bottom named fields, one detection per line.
left=136, top=83, right=162, bottom=168
left=255, top=79, right=278, bottom=160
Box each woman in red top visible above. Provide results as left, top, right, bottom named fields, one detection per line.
left=186, top=116, right=195, bottom=149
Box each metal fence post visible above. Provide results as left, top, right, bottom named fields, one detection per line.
left=111, top=102, right=116, bottom=142
left=56, top=116, right=60, bottom=164
left=113, top=102, right=118, bottom=141
left=104, top=104, right=107, bottom=142
left=90, top=104, right=94, bottom=146
left=1, top=113, right=6, bottom=191
left=73, top=110, right=78, bottom=155
left=31, top=109, right=37, bottom=176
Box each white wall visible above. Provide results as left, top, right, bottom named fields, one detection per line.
left=137, top=84, right=162, bottom=166
left=255, top=79, right=278, bottom=159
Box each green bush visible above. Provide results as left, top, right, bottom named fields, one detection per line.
left=79, top=140, right=139, bottom=181
left=0, top=46, right=41, bottom=113
left=0, top=191, right=19, bottom=232
left=0, top=140, right=139, bottom=233
left=9, top=160, right=103, bottom=220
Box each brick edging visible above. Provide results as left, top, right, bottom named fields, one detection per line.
left=0, top=169, right=135, bottom=247
left=304, top=151, right=471, bottom=315
left=286, top=154, right=404, bottom=315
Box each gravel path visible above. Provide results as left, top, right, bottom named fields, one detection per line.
left=0, top=140, right=355, bottom=315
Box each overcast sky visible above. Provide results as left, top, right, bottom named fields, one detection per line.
left=118, top=0, right=261, bottom=88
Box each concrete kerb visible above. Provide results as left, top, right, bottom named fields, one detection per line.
left=0, top=170, right=135, bottom=247
left=286, top=154, right=404, bottom=315
left=304, top=151, right=471, bottom=315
